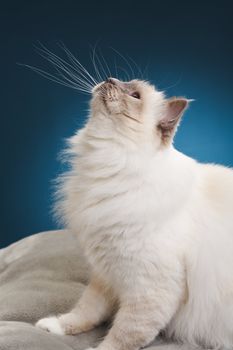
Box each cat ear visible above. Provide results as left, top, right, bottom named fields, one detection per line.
left=158, top=97, right=190, bottom=144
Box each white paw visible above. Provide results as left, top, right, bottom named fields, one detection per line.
left=35, top=316, right=65, bottom=335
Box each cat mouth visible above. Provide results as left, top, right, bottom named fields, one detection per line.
left=95, top=79, right=122, bottom=102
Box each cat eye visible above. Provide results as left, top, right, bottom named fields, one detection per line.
left=130, top=92, right=140, bottom=99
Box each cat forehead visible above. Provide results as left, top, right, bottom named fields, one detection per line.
left=123, top=79, right=155, bottom=91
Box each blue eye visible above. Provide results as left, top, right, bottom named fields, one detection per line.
left=130, top=92, right=140, bottom=99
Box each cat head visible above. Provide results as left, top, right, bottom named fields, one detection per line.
left=91, top=78, right=189, bottom=147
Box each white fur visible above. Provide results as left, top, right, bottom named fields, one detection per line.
left=37, top=79, right=233, bottom=349
left=36, top=317, right=64, bottom=335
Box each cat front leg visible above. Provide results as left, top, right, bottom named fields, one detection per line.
left=88, top=271, right=184, bottom=350
left=36, top=276, right=115, bottom=335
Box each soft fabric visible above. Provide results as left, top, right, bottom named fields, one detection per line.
left=0, top=231, right=206, bottom=349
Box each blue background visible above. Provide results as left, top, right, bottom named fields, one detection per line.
left=1, top=1, right=233, bottom=248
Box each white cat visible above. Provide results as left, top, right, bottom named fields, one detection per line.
left=36, top=77, right=233, bottom=350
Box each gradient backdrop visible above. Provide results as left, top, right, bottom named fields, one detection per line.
left=1, top=1, right=233, bottom=248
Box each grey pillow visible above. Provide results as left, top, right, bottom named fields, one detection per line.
left=0, top=230, right=205, bottom=349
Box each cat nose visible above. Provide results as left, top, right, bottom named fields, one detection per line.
left=105, top=78, right=118, bottom=85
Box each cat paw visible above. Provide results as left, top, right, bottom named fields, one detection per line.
left=36, top=316, right=65, bottom=335
left=36, top=313, right=91, bottom=335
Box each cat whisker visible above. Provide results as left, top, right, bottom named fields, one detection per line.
left=22, top=44, right=145, bottom=96
left=35, top=45, right=93, bottom=91
left=161, top=74, right=183, bottom=91
left=110, top=47, right=135, bottom=80
left=91, top=46, right=109, bottom=81
left=24, top=42, right=102, bottom=94
left=35, top=43, right=95, bottom=89
left=37, top=53, right=92, bottom=91
left=98, top=48, right=112, bottom=80
left=116, top=66, right=131, bottom=81
left=19, top=64, right=92, bottom=94
left=90, top=44, right=105, bottom=83
left=58, top=42, right=99, bottom=86
left=114, top=58, right=118, bottom=79
left=125, top=54, right=144, bottom=80
left=54, top=67, right=92, bottom=92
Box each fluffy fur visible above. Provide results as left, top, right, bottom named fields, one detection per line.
left=36, top=78, right=233, bottom=349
